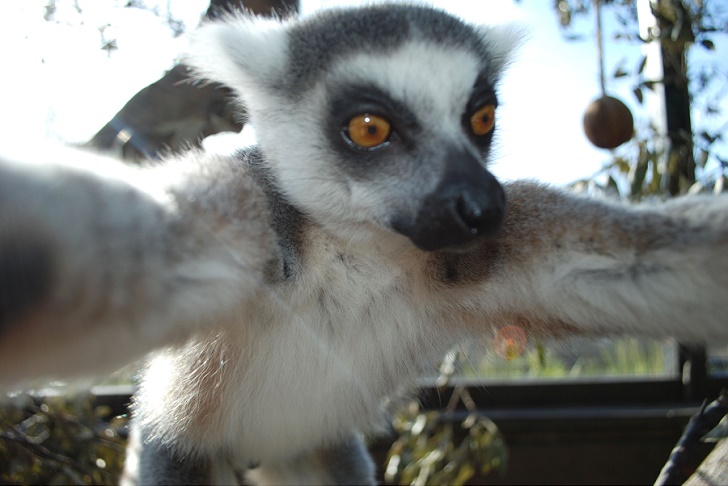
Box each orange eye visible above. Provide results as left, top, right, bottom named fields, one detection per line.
left=346, top=114, right=391, bottom=149
left=470, top=104, right=496, bottom=136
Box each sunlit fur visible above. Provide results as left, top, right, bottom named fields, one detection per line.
left=187, top=12, right=520, bottom=246
left=0, top=4, right=727, bottom=485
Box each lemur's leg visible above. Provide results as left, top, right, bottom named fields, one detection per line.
left=247, top=433, right=376, bottom=486
left=122, top=421, right=241, bottom=486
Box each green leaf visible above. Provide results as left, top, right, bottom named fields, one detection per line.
left=641, top=80, right=658, bottom=92
left=633, top=87, right=644, bottom=104
left=636, top=55, right=648, bottom=74
left=701, top=39, right=715, bottom=50
left=697, top=150, right=710, bottom=168
left=700, top=131, right=717, bottom=144
left=455, top=462, right=476, bottom=485
left=607, top=176, right=620, bottom=195
left=613, top=157, right=631, bottom=174
left=649, top=159, right=662, bottom=194
left=630, top=159, right=649, bottom=198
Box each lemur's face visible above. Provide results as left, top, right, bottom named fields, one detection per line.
left=189, top=6, right=520, bottom=251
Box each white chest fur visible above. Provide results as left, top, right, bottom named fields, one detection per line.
left=135, top=235, right=456, bottom=464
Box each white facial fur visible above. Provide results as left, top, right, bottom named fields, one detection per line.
left=187, top=12, right=521, bottom=245
left=186, top=15, right=290, bottom=96
left=257, top=41, right=484, bottom=241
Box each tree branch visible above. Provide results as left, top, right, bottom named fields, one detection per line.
left=654, top=390, right=728, bottom=486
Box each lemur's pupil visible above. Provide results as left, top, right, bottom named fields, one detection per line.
left=482, top=115, right=490, bottom=123
left=367, top=126, right=377, bottom=135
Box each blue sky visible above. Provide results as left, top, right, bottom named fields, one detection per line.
left=0, top=0, right=723, bottom=187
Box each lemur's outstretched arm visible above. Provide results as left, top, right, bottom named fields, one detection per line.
left=1, top=148, right=727, bottom=387
left=0, top=147, right=274, bottom=387
left=449, top=181, right=728, bottom=343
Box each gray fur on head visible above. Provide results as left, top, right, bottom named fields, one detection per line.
left=186, top=4, right=523, bottom=100
left=184, top=5, right=522, bottom=249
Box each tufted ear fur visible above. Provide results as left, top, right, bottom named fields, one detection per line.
left=185, top=15, right=290, bottom=102
left=474, top=23, right=526, bottom=78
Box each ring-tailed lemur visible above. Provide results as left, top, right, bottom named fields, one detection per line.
left=1, top=4, right=727, bottom=484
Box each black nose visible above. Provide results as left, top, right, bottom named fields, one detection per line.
left=455, top=188, right=503, bottom=237
left=392, top=148, right=505, bottom=252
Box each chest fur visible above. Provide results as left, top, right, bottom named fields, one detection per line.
left=136, top=230, right=459, bottom=463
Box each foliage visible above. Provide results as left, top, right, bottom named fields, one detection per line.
left=384, top=336, right=672, bottom=484
left=557, top=0, right=728, bottom=199
left=385, top=406, right=507, bottom=485
left=461, top=336, right=671, bottom=379
left=0, top=393, right=128, bottom=485
left=385, top=393, right=507, bottom=485
left=384, top=351, right=509, bottom=485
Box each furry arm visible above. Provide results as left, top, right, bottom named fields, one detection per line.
left=447, top=181, right=728, bottom=343
left=1, top=147, right=727, bottom=387
left=0, top=148, right=274, bottom=387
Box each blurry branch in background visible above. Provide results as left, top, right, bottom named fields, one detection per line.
left=654, top=390, right=728, bottom=486
left=556, top=0, right=728, bottom=199
left=87, top=0, right=300, bottom=161
left=555, top=3, right=728, bottom=485
left=384, top=352, right=508, bottom=486
left=0, top=393, right=128, bottom=485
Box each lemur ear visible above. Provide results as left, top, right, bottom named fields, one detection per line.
left=185, top=15, right=290, bottom=98
left=474, top=23, right=526, bottom=79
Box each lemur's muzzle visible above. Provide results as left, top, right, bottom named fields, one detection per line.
left=393, top=147, right=505, bottom=252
